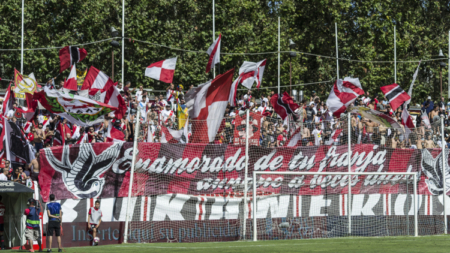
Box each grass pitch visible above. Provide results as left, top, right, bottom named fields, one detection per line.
left=36, top=235, right=450, bottom=253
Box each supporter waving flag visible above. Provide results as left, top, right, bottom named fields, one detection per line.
left=270, top=92, right=299, bottom=120
left=326, top=77, right=364, bottom=118
left=59, top=46, right=87, bottom=73
left=380, top=83, right=410, bottom=111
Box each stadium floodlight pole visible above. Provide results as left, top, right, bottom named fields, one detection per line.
left=21, top=0, right=24, bottom=73
left=124, top=107, right=141, bottom=243
left=347, top=112, right=351, bottom=235
left=278, top=17, right=280, bottom=94
left=213, top=0, right=215, bottom=79
left=335, top=23, right=339, bottom=80
left=121, top=0, right=125, bottom=87
left=243, top=109, right=250, bottom=240
left=394, top=26, right=397, bottom=83
left=442, top=115, right=448, bottom=234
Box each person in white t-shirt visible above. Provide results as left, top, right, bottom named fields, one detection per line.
left=0, top=168, right=8, bottom=181
left=159, top=95, right=168, bottom=107
left=312, top=124, right=322, bottom=146
left=257, top=101, right=268, bottom=114
left=160, top=105, right=175, bottom=124
left=6, top=103, right=17, bottom=119
left=166, top=84, right=175, bottom=105
left=135, top=86, right=144, bottom=99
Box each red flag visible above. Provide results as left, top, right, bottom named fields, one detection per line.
left=59, top=46, right=87, bottom=73
left=145, top=57, right=177, bottom=83
left=326, top=77, right=364, bottom=118
left=380, top=83, right=410, bottom=111
left=63, top=64, right=78, bottom=90
left=233, top=112, right=262, bottom=146
left=82, top=66, right=114, bottom=91
left=185, top=69, right=234, bottom=143
left=103, top=84, right=126, bottom=119
left=205, top=34, right=221, bottom=73
left=270, top=92, right=299, bottom=120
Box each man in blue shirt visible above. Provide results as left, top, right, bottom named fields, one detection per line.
left=46, top=194, right=62, bottom=252
left=423, top=96, right=434, bottom=115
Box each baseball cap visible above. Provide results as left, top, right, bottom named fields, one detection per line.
left=427, top=96, right=431, bottom=99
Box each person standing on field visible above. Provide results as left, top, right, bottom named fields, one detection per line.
left=88, top=200, right=102, bottom=246
left=24, top=199, right=42, bottom=252
left=46, top=194, right=62, bottom=252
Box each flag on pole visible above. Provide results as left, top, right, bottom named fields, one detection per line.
left=228, top=59, right=267, bottom=106
left=160, top=125, right=184, bottom=143
left=270, top=92, right=300, bottom=120
left=3, top=119, right=34, bottom=165
left=145, top=57, right=177, bottom=83
left=326, top=77, right=365, bottom=117
left=380, top=83, right=411, bottom=112
left=185, top=69, right=234, bottom=143
left=406, top=60, right=421, bottom=106
left=59, top=46, right=87, bottom=73
left=102, top=85, right=126, bottom=119
left=205, top=34, right=221, bottom=73
left=33, top=87, right=118, bottom=126
left=81, top=66, right=114, bottom=92
left=63, top=64, right=78, bottom=91
left=1, top=82, right=15, bottom=116
left=14, top=69, right=38, bottom=95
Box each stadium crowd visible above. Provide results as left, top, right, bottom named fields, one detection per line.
left=0, top=80, right=448, bottom=184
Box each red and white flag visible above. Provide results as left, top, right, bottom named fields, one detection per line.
left=160, top=125, right=184, bottom=144
left=1, top=82, right=15, bottom=116
left=23, top=122, right=33, bottom=134
left=71, top=125, right=81, bottom=139
left=286, top=127, right=302, bottom=147
left=325, top=129, right=343, bottom=145
left=63, top=64, right=78, bottom=90
left=185, top=69, right=234, bottom=143
left=228, top=59, right=267, bottom=106
left=106, top=121, right=125, bottom=142
left=270, top=92, right=300, bottom=120
left=81, top=66, right=114, bottom=92
left=380, top=83, right=410, bottom=112
left=205, top=34, right=221, bottom=73
left=102, top=84, right=126, bottom=119
left=326, top=77, right=365, bottom=117
left=59, top=46, right=87, bottom=73
left=145, top=57, right=177, bottom=84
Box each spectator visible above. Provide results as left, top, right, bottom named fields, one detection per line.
left=12, top=167, right=27, bottom=184
left=28, top=153, right=40, bottom=181
left=0, top=169, right=8, bottom=181
left=423, top=96, right=434, bottom=115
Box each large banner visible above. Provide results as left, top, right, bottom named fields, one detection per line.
left=39, top=143, right=449, bottom=202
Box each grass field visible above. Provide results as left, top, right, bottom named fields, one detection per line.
left=33, top=235, right=450, bottom=253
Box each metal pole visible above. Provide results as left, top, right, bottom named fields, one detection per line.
left=413, top=173, right=418, bottom=237
left=121, top=0, right=125, bottom=86
left=278, top=17, right=280, bottom=94
left=347, top=112, right=351, bottom=235
left=243, top=109, right=250, bottom=240
left=290, top=58, right=292, bottom=96
left=112, top=50, right=114, bottom=81
left=394, top=26, right=397, bottom=83
left=335, top=23, right=339, bottom=80
left=21, top=0, right=24, bottom=73
left=252, top=171, right=257, bottom=241
left=441, top=69, right=443, bottom=98
left=213, top=0, right=215, bottom=79
left=442, top=115, right=447, bottom=234
left=448, top=30, right=450, bottom=99
left=123, top=107, right=141, bottom=243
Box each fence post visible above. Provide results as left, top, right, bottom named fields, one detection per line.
left=242, top=109, right=250, bottom=239
left=347, top=112, right=352, bottom=235
left=442, top=115, right=447, bottom=234
left=123, top=107, right=141, bottom=243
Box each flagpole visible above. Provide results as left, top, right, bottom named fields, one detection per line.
left=278, top=17, right=280, bottom=94
left=335, top=23, right=339, bottom=80
left=122, top=0, right=125, bottom=87
left=213, top=0, right=215, bottom=79
left=21, top=0, right=24, bottom=74
left=394, top=26, right=397, bottom=83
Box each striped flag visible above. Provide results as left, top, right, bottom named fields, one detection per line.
left=380, top=83, right=411, bottom=111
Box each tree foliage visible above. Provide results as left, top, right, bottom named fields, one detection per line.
left=1, top=0, right=450, bottom=104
